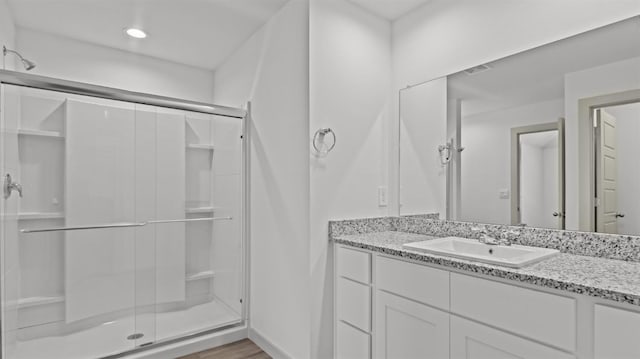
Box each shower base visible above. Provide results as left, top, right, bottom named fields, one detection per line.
left=9, top=300, right=240, bottom=359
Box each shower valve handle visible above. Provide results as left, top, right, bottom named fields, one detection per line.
left=3, top=174, right=23, bottom=199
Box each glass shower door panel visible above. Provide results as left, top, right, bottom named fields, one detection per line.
left=161, top=112, right=243, bottom=341
left=1, top=84, right=23, bottom=359
left=136, top=105, right=186, bottom=342
left=210, top=115, right=244, bottom=318
left=1, top=83, right=246, bottom=358
left=0, top=86, right=143, bottom=359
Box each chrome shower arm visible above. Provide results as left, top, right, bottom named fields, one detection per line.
left=3, top=45, right=36, bottom=70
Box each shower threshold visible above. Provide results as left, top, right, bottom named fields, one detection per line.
left=9, top=301, right=241, bottom=359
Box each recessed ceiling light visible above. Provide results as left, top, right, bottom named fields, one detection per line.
left=125, top=28, right=147, bottom=39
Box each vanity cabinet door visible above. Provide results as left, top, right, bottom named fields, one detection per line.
left=450, top=316, right=574, bottom=359
left=375, top=291, right=449, bottom=359
left=594, top=304, right=640, bottom=359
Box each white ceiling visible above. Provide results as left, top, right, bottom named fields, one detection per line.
left=347, top=0, right=432, bottom=20
left=7, top=0, right=289, bottom=70
left=448, top=16, right=640, bottom=118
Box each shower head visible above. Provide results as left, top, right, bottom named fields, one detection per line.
left=3, top=46, right=36, bottom=71
left=20, top=58, right=36, bottom=71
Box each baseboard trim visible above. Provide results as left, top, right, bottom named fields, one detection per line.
left=248, top=328, right=293, bottom=359
left=125, top=325, right=248, bottom=359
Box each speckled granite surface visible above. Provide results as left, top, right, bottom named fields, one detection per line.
left=333, top=231, right=640, bottom=306
left=329, top=215, right=640, bottom=262
left=328, top=213, right=440, bottom=237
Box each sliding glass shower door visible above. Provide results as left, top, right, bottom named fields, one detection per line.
left=0, top=83, right=245, bottom=359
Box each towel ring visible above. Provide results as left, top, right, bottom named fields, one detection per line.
left=313, top=128, right=336, bottom=155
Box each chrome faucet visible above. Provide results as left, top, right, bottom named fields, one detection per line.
left=471, top=227, right=518, bottom=246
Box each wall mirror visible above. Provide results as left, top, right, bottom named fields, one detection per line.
left=399, top=15, right=640, bottom=236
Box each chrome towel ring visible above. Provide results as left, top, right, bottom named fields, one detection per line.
left=313, top=128, right=336, bottom=156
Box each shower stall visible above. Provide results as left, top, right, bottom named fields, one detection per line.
left=0, top=70, right=248, bottom=359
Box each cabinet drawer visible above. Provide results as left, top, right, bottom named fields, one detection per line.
left=336, top=321, right=370, bottom=359
left=376, top=256, right=449, bottom=310
left=337, top=246, right=371, bottom=284
left=594, top=304, right=640, bottom=359
left=450, top=273, right=576, bottom=352
left=450, top=316, right=575, bottom=359
left=337, top=277, right=371, bottom=332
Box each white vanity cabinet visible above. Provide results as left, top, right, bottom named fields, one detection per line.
left=594, top=305, right=640, bottom=359
left=334, top=244, right=640, bottom=359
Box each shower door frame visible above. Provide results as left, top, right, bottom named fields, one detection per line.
left=0, top=69, right=250, bottom=358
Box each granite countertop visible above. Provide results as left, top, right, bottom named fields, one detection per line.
left=334, top=231, right=640, bottom=306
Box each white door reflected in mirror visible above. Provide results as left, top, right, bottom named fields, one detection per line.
left=595, top=103, right=640, bottom=235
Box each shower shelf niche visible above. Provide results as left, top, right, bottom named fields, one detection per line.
left=18, top=212, right=65, bottom=220
left=185, top=206, right=217, bottom=214
left=186, top=144, right=215, bottom=150
left=16, top=296, right=65, bottom=309
left=17, top=129, right=65, bottom=138
left=186, top=270, right=215, bottom=282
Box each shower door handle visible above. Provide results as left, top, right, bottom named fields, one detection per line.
left=3, top=174, right=23, bottom=199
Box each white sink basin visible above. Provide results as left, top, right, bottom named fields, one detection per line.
left=402, top=237, right=559, bottom=268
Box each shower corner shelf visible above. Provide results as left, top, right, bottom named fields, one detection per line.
left=18, top=212, right=65, bottom=220
left=17, top=129, right=65, bottom=139
left=186, top=144, right=215, bottom=150
left=17, top=295, right=65, bottom=309
left=186, top=270, right=215, bottom=282
left=185, top=206, right=217, bottom=214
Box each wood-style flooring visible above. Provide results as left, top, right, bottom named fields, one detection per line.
left=179, top=339, right=271, bottom=359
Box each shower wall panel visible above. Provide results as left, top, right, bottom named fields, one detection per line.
left=64, top=99, right=137, bottom=322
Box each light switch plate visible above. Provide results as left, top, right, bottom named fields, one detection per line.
left=499, top=189, right=510, bottom=199
left=378, top=186, right=388, bottom=207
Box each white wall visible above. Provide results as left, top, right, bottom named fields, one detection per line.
left=460, top=99, right=564, bottom=225
left=309, top=1, right=391, bottom=357
left=400, top=78, right=447, bottom=215
left=606, top=102, right=640, bottom=235
left=391, top=0, right=640, bottom=215
left=213, top=1, right=310, bottom=358
left=15, top=28, right=214, bottom=102
left=0, top=0, right=16, bottom=70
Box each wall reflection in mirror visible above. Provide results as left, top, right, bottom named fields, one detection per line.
left=399, top=15, right=640, bottom=236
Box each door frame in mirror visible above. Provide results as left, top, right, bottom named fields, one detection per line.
left=510, top=120, right=565, bottom=229
left=578, top=89, right=640, bottom=232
